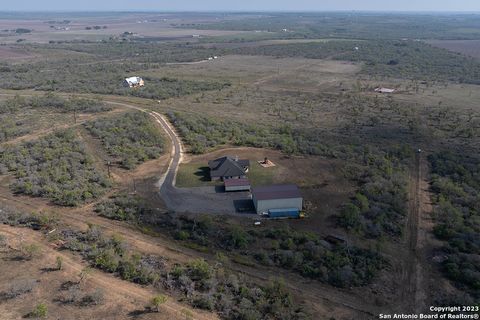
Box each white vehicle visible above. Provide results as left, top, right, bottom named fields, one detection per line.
left=254, top=221, right=262, bottom=226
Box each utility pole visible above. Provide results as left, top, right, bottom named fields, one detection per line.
left=73, top=108, right=77, bottom=124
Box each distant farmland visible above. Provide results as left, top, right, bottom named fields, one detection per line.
left=427, top=39, right=480, bottom=59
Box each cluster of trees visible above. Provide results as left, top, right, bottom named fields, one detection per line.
left=4, top=13, right=480, bottom=41
left=171, top=216, right=387, bottom=287
left=94, top=196, right=387, bottom=288
left=428, top=152, right=480, bottom=298
left=1, top=93, right=110, bottom=114
left=3, top=204, right=305, bottom=319
left=184, top=13, right=480, bottom=40
left=234, top=40, right=480, bottom=84
left=0, top=57, right=229, bottom=100
left=0, top=116, right=30, bottom=143
left=45, top=42, right=225, bottom=63
left=28, top=93, right=110, bottom=113
left=94, top=194, right=147, bottom=221
left=337, top=148, right=410, bottom=239
left=0, top=94, right=109, bottom=143
left=85, top=26, right=107, bottom=30
left=167, top=111, right=339, bottom=156
left=84, top=112, right=164, bottom=169
left=128, top=77, right=230, bottom=100
left=58, top=224, right=309, bottom=320
left=0, top=129, right=110, bottom=206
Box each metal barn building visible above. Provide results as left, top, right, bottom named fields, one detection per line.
left=251, top=184, right=303, bottom=214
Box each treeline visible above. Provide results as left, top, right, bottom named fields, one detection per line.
left=44, top=42, right=226, bottom=63
left=0, top=129, right=110, bottom=206
left=84, top=112, right=164, bottom=169
left=0, top=207, right=310, bottom=320
left=428, top=152, right=480, bottom=299
left=0, top=94, right=110, bottom=143
left=128, top=77, right=230, bottom=100
left=337, top=148, right=410, bottom=239
left=182, top=13, right=480, bottom=40
left=233, top=40, right=480, bottom=84
left=0, top=58, right=230, bottom=100
left=167, top=111, right=344, bottom=156
left=0, top=93, right=110, bottom=114
left=95, top=194, right=388, bottom=288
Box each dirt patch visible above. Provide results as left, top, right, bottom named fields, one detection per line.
left=182, top=147, right=354, bottom=233
left=258, top=159, right=276, bottom=167
left=0, top=225, right=216, bottom=320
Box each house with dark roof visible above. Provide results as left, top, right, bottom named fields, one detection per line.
left=208, top=156, right=250, bottom=181
left=251, top=184, right=303, bottom=214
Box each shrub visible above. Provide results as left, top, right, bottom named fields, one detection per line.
left=30, top=303, right=48, bottom=318
left=85, top=112, right=164, bottom=169
left=151, top=294, right=168, bottom=312
left=0, top=129, right=111, bottom=206
left=80, top=289, right=105, bottom=306
left=56, top=256, right=63, bottom=270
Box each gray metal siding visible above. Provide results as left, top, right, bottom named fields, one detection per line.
left=225, top=185, right=251, bottom=192
left=254, top=198, right=303, bottom=214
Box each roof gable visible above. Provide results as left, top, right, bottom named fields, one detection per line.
left=252, top=184, right=302, bottom=201
left=208, top=156, right=249, bottom=178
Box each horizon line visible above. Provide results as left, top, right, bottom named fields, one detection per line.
left=1, top=10, right=480, bottom=14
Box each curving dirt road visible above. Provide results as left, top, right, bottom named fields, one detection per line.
left=105, top=101, right=253, bottom=215
left=0, top=93, right=389, bottom=318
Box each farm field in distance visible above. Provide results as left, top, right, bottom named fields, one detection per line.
left=0, top=10, right=479, bottom=320
left=427, top=39, right=480, bottom=59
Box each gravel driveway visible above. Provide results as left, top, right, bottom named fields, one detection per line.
left=106, top=103, right=256, bottom=216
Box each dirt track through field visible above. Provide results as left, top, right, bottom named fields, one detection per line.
left=397, top=151, right=429, bottom=314
left=0, top=92, right=391, bottom=318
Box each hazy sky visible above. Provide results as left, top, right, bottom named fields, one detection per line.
left=3, top=0, right=480, bottom=12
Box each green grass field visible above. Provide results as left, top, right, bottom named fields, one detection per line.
left=175, top=163, right=219, bottom=188
left=175, top=160, right=277, bottom=188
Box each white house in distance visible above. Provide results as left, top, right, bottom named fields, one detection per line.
left=374, top=87, right=395, bottom=94
left=124, top=76, right=145, bottom=88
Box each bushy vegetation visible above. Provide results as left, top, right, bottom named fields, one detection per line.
left=44, top=42, right=225, bottom=63
left=0, top=279, right=37, bottom=301
left=183, top=13, right=480, bottom=40
left=84, top=112, right=164, bottom=169
left=428, top=152, right=480, bottom=298
left=94, top=196, right=388, bottom=288
left=130, top=77, right=230, bottom=100
left=0, top=58, right=229, bottom=100
left=0, top=115, right=30, bottom=143
left=167, top=111, right=343, bottom=155
left=0, top=42, right=229, bottom=100
left=337, top=147, right=411, bottom=239
left=0, top=94, right=110, bottom=143
left=234, top=40, right=480, bottom=84
left=0, top=129, right=110, bottom=206
left=94, top=194, right=147, bottom=221
left=56, top=223, right=309, bottom=320
left=1, top=93, right=110, bottom=114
